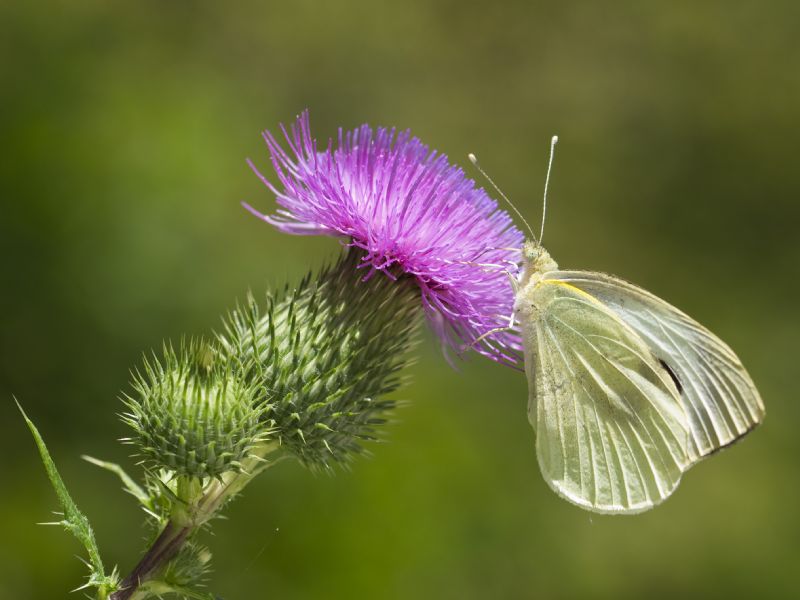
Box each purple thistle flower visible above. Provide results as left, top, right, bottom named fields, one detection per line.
left=245, top=111, right=524, bottom=365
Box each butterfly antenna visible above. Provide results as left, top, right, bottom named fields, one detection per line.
left=468, top=153, right=536, bottom=240
left=539, top=135, right=559, bottom=246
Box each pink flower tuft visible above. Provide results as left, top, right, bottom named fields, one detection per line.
left=246, top=111, right=524, bottom=365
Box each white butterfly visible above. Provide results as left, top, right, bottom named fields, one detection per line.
left=471, top=139, right=764, bottom=514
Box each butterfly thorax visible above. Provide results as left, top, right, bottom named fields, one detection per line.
left=515, top=241, right=559, bottom=326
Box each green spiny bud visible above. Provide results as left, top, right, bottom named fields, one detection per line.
left=122, top=339, right=269, bottom=479
left=159, top=540, right=212, bottom=591
left=220, top=249, right=422, bottom=469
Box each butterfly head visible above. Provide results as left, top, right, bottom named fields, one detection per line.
left=522, top=239, right=541, bottom=262
left=522, top=240, right=558, bottom=274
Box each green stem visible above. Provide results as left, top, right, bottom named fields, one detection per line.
left=110, top=520, right=191, bottom=600
left=109, top=442, right=282, bottom=600
left=196, top=441, right=283, bottom=521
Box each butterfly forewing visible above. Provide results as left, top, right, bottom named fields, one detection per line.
left=549, top=271, right=765, bottom=463
left=524, top=278, right=691, bottom=513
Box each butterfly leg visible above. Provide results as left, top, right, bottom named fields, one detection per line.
left=458, top=259, right=519, bottom=274
left=505, top=268, right=520, bottom=294
left=459, top=268, right=520, bottom=354
left=463, top=310, right=517, bottom=351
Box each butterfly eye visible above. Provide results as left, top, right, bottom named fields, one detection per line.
left=522, top=241, right=540, bottom=262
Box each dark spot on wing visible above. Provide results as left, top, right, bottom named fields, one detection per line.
left=658, top=358, right=683, bottom=394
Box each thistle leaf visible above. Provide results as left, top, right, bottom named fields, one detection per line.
left=16, top=399, right=110, bottom=586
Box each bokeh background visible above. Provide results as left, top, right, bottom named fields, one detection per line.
left=1, top=1, right=798, bottom=598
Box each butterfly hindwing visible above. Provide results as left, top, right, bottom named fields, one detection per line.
left=549, top=271, right=765, bottom=463
left=523, top=278, right=691, bottom=513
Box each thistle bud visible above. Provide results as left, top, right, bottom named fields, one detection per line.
left=123, top=340, right=267, bottom=479
left=221, top=249, right=421, bottom=469
left=160, top=541, right=212, bottom=591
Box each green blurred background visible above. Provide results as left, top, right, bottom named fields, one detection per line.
left=1, top=1, right=798, bottom=598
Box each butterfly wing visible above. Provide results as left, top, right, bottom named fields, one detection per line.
left=549, top=271, right=765, bottom=464
left=523, top=278, right=690, bottom=514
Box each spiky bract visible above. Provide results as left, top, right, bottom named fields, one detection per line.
left=159, top=541, right=212, bottom=591
left=221, top=249, right=421, bottom=469
left=124, top=341, right=267, bottom=479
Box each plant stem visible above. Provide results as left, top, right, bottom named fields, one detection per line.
left=109, top=521, right=191, bottom=600
left=197, top=442, right=282, bottom=521
left=109, top=443, right=282, bottom=599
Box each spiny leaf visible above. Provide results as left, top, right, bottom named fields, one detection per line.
left=16, top=399, right=107, bottom=581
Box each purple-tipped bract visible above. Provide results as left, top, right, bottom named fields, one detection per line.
left=246, top=111, right=524, bottom=364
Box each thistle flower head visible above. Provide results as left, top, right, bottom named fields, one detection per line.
left=245, top=111, right=524, bottom=363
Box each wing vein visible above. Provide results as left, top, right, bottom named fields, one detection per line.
left=550, top=312, right=686, bottom=455
left=544, top=325, right=587, bottom=499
